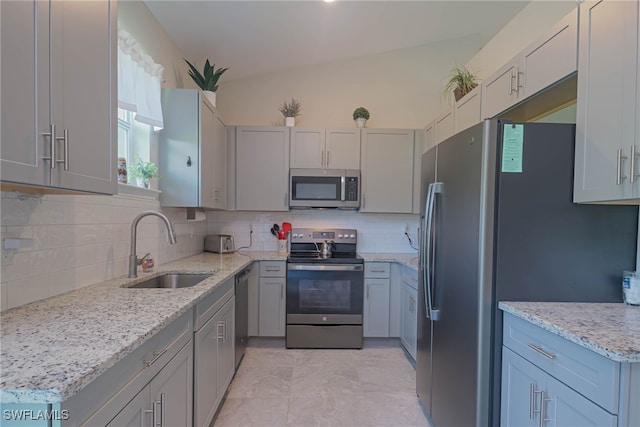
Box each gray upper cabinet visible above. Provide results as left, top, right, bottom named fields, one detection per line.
left=454, top=86, right=482, bottom=133
left=235, top=126, right=290, bottom=211
left=290, top=128, right=360, bottom=169
left=574, top=0, right=639, bottom=203
left=159, top=89, right=227, bottom=209
left=360, top=129, right=415, bottom=213
left=0, top=0, right=116, bottom=194
left=481, top=8, right=578, bottom=119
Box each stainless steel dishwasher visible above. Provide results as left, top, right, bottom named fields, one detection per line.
left=235, top=267, right=251, bottom=368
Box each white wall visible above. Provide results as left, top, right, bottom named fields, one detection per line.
left=217, top=35, right=483, bottom=128
left=0, top=1, right=204, bottom=311
left=207, top=210, right=420, bottom=254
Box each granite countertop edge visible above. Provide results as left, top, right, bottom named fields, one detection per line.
left=499, top=301, right=640, bottom=363
left=1, top=251, right=416, bottom=404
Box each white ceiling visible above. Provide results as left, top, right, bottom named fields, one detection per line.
left=145, top=0, right=530, bottom=81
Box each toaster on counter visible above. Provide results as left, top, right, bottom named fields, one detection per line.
left=205, top=234, right=235, bottom=253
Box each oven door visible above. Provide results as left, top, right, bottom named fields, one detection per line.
left=286, top=263, right=364, bottom=324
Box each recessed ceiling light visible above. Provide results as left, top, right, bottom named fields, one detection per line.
left=324, top=0, right=335, bottom=3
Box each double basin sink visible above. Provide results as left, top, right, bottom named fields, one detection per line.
left=125, top=273, right=212, bottom=289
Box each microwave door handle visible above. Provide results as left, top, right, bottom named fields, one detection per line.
left=341, top=176, right=346, bottom=201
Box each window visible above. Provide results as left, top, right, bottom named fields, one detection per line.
left=117, top=27, right=163, bottom=190
left=117, top=108, right=152, bottom=186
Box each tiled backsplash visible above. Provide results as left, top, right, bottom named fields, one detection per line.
left=0, top=191, right=206, bottom=311
left=206, top=210, right=420, bottom=254
left=1, top=190, right=419, bottom=311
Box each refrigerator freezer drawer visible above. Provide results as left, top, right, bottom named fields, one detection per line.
left=502, top=312, right=619, bottom=413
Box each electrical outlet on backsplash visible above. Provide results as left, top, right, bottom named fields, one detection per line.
left=205, top=211, right=419, bottom=253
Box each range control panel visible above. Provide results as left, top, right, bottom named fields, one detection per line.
left=290, top=228, right=357, bottom=243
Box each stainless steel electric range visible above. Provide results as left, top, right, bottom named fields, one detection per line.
left=286, top=228, right=364, bottom=349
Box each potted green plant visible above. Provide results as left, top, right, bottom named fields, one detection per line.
left=184, top=59, right=229, bottom=107
left=443, top=65, right=478, bottom=102
left=353, top=107, right=370, bottom=128
left=278, top=98, right=303, bottom=127
left=128, top=155, right=159, bottom=189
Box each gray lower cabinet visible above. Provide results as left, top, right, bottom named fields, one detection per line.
left=193, top=277, right=236, bottom=427
left=400, top=270, right=418, bottom=361
left=501, top=312, right=640, bottom=427
left=258, top=261, right=286, bottom=337
left=107, top=341, right=193, bottom=427
left=363, top=263, right=391, bottom=337
left=64, top=310, right=193, bottom=427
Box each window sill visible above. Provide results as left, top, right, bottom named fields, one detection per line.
left=117, top=183, right=161, bottom=200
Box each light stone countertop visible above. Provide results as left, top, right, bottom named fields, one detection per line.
left=0, top=251, right=415, bottom=404
left=499, top=301, right=640, bottom=363
left=360, top=252, right=419, bottom=271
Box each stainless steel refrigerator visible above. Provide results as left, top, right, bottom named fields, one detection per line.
left=416, top=119, right=638, bottom=427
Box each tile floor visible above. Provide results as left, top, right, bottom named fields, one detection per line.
left=214, top=342, right=430, bottom=427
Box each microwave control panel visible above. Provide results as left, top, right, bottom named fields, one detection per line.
left=346, top=177, right=359, bottom=201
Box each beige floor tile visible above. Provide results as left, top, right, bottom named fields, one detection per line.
left=214, top=345, right=429, bottom=427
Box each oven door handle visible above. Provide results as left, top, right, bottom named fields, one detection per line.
left=287, top=264, right=364, bottom=271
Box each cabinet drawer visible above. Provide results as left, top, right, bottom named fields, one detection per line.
left=503, top=312, right=619, bottom=413
left=260, top=261, right=286, bottom=277
left=365, top=262, right=390, bottom=278
left=194, top=276, right=234, bottom=331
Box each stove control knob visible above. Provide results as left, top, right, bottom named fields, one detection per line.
left=349, top=234, right=355, bottom=239
left=338, top=234, right=344, bottom=239
left=292, top=234, right=298, bottom=238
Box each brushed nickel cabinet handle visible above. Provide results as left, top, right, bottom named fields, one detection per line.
left=617, top=148, right=628, bottom=185
left=631, top=145, right=640, bottom=183
left=56, top=128, right=70, bottom=171
left=42, top=124, right=56, bottom=169
left=528, top=343, right=556, bottom=360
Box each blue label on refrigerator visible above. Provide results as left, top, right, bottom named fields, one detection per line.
left=502, top=124, right=524, bottom=173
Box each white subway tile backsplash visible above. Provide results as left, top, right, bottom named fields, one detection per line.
left=0, top=192, right=206, bottom=311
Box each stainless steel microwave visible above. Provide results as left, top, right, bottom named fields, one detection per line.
left=289, top=168, right=360, bottom=209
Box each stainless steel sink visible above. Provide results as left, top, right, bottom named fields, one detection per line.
left=126, top=273, right=212, bottom=289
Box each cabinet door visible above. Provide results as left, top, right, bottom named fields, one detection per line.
left=106, top=387, right=150, bottom=427
left=500, top=347, right=542, bottom=427
left=413, top=129, right=426, bottom=214
left=1, top=0, right=51, bottom=187
left=216, top=297, right=236, bottom=398
left=481, top=60, right=519, bottom=119
left=400, top=281, right=417, bottom=360
left=520, top=9, right=578, bottom=100
left=194, top=309, right=221, bottom=427
left=363, top=278, right=390, bottom=337
left=258, top=277, right=286, bottom=337
left=454, top=86, right=482, bottom=133
left=51, top=0, right=116, bottom=194
left=236, top=127, right=290, bottom=211
left=574, top=0, right=638, bottom=202
left=212, top=113, right=227, bottom=209
left=200, top=99, right=216, bottom=209
left=434, top=108, right=455, bottom=144
left=149, top=341, right=193, bottom=427
left=360, top=129, right=414, bottom=213
left=325, top=129, right=360, bottom=169
left=290, top=128, right=325, bottom=168
left=424, top=121, right=436, bottom=152
left=544, top=374, right=617, bottom=427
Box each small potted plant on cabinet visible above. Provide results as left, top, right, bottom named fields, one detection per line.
left=184, top=59, right=229, bottom=107
left=128, top=155, right=159, bottom=189
left=278, top=98, right=303, bottom=127
left=443, top=65, right=478, bottom=103
left=353, top=107, right=370, bottom=128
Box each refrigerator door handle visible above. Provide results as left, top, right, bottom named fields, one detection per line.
left=429, top=182, right=443, bottom=321
left=422, top=183, right=434, bottom=319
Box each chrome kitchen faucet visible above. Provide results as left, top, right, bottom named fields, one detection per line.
left=129, top=210, right=177, bottom=278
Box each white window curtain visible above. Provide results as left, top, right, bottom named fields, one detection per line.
left=118, top=28, right=164, bottom=131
